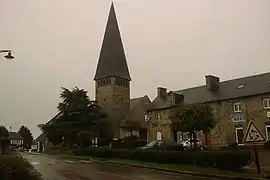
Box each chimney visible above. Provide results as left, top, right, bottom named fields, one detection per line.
left=157, top=87, right=167, bottom=98
left=205, top=75, right=219, bottom=91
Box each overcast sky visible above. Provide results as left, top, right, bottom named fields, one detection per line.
left=1, top=0, right=270, bottom=137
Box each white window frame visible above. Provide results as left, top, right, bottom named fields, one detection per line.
left=233, top=102, right=242, bottom=112
left=235, top=127, right=244, bottom=145
left=263, top=99, right=270, bottom=109
left=265, top=125, right=270, bottom=141
left=155, top=112, right=161, bottom=121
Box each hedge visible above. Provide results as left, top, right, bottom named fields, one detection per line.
left=0, top=155, right=42, bottom=180
left=73, top=148, right=251, bottom=171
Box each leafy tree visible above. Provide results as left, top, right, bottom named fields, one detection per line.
left=0, top=126, right=9, bottom=155
left=172, top=103, right=215, bottom=150
left=18, top=126, right=34, bottom=149
left=39, top=87, right=106, bottom=148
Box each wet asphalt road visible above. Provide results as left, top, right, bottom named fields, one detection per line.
left=24, top=153, right=221, bottom=180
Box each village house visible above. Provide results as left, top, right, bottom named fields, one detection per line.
left=146, top=73, right=270, bottom=147
left=9, top=132, right=24, bottom=149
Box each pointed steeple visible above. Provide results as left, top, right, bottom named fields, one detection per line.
left=94, top=2, right=131, bottom=81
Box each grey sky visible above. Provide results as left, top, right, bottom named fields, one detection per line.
left=1, top=0, right=269, bottom=137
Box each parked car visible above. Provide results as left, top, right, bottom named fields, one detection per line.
left=138, top=140, right=184, bottom=151
left=178, top=139, right=204, bottom=151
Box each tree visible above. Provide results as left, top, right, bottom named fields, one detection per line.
left=18, top=126, right=34, bottom=149
left=40, top=87, right=106, bottom=148
left=172, top=103, right=215, bottom=150
left=0, top=126, right=9, bottom=155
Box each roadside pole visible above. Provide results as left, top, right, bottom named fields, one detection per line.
left=252, top=143, right=260, bottom=175
left=243, top=120, right=266, bottom=176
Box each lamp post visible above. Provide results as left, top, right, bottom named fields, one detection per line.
left=0, top=50, right=14, bottom=60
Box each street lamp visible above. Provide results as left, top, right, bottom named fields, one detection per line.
left=0, top=50, right=14, bottom=60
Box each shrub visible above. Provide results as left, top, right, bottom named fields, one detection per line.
left=264, top=141, right=270, bottom=149
left=73, top=148, right=251, bottom=171
left=0, top=155, right=42, bottom=180
left=228, top=142, right=238, bottom=149
left=109, top=137, right=147, bottom=150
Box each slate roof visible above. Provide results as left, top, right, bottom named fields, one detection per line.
left=121, top=96, right=151, bottom=128
left=148, top=72, right=270, bottom=110
left=9, top=132, right=24, bottom=140
left=35, top=132, right=46, bottom=142
left=130, top=96, right=146, bottom=110
left=94, top=2, right=131, bottom=81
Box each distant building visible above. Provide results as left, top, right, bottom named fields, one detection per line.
left=9, top=132, right=24, bottom=148
left=35, top=112, right=62, bottom=152
left=146, top=73, right=270, bottom=147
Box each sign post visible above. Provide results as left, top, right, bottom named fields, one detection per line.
left=243, top=120, right=266, bottom=175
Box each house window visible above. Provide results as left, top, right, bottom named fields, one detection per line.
left=263, top=99, right=270, bottom=109
left=115, top=78, right=121, bottom=86
left=155, top=112, right=161, bottom=120
left=233, top=102, right=242, bottom=112
left=108, top=78, right=111, bottom=85
left=170, top=111, right=174, bottom=119
left=266, top=125, right=270, bottom=141
left=235, top=127, right=244, bottom=145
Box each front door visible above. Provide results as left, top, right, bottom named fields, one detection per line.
left=156, top=131, right=162, bottom=140
left=204, top=131, right=211, bottom=146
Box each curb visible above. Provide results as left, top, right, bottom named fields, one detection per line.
left=91, top=159, right=268, bottom=180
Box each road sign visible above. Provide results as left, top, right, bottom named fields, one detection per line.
left=243, top=120, right=266, bottom=144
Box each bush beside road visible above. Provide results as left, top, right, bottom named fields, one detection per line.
left=73, top=147, right=251, bottom=171
left=0, top=155, right=42, bottom=180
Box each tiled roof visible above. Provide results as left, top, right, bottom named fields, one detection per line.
left=176, top=72, right=270, bottom=103
left=35, top=132, right=46, bottom=142
left=130, top=96, right=146, bottom=110
left=9, top=132, right=23, bottom=140
left=121, top=96, right=151, bottom=128
left=94, top=2, right=131, bottom=81
left=148, top=72, right=270, bottom=110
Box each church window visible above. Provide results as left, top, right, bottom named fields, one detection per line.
left=108, top=78, right=111, bottom=85
left=116, top=78, right=121, bottom=86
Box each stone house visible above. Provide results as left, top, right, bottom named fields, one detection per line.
left=147, top=73, right=270, bottom=147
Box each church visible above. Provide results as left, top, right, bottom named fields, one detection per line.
left=37, top=2, right=270, bottom=149
left=93, top=2, right=150, bottom=140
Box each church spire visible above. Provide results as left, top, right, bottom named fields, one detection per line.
left=94, top=2, right=131, bottom=81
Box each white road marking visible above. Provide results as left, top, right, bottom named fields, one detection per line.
left=65, top=160, right=77, bottom=164
left=99, top=171, right=140, bottom=180
left=31, top=161, right=40, bottom=165
left=79, top=160, right=92, bottom=163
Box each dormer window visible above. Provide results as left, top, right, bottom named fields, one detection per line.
left=236, top=84, right=245, bottom=89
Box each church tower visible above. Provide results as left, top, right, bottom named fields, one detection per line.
left=94, top=2, right=131, bottom=137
